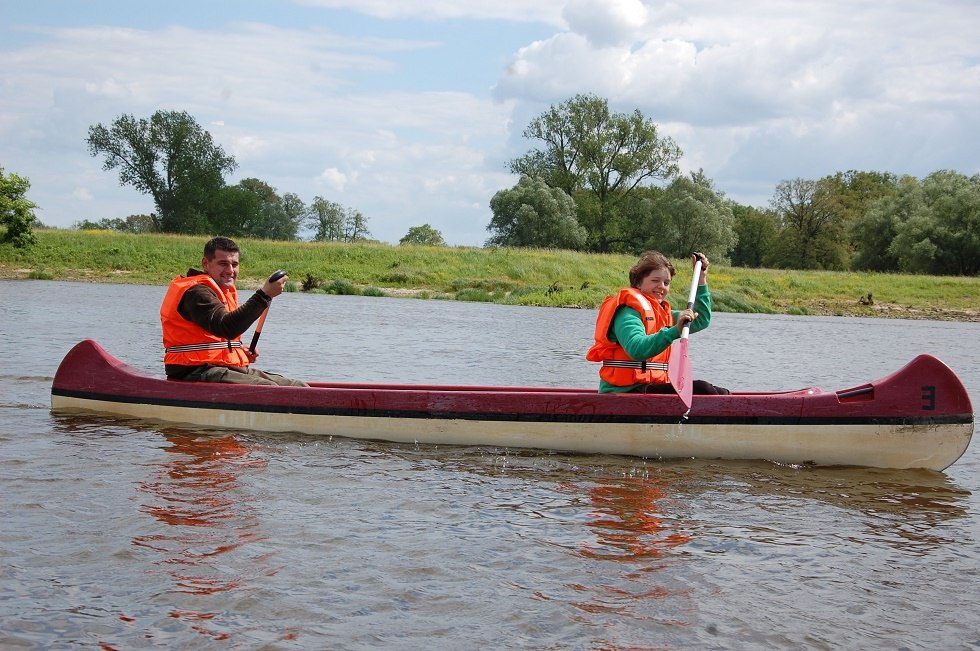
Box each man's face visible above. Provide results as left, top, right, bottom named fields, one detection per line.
left=202, top=249, right=240, bottom=289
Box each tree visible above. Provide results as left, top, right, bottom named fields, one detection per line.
left=487, top=175, right=586, bottom=249
left=86, top=110, right=237, bottom=233
left=205, top=179, right=303, bottom=241
left=278, top=192, right=306, bottom=241
left=849, top=177, right=917, bottom=272
left=509, top=94, right=682, bottom=252
left=208, top=184, right=263, bottom=238
left=641, top=172, right=736, bottom=262
left=729, top=203, right=778, bottom=267
left=886, top=171, right=980, bottom=275
left=342, top=208, right=370, bottom=242
left=306, top=197, right=371, bottom=242
left=768, top=178, right=847, bottom=269
left=0, top=166, right=38, bottom=248
left=816, top=170, right=899, bottom=271
left=307, top=197, right=345, bottom=241
left=400, top=224, right=446, bottom=246
left=73, top=214, right=159, bottom=233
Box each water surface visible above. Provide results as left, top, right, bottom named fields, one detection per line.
left=2, top=280, right=978, bottom=649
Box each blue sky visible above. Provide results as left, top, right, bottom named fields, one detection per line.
left=2, top=0, right=978, bottom=246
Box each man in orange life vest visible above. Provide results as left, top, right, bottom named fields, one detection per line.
left=586, top=251, right=729, bottom=395
left=160, top=237, right=308, bottom=386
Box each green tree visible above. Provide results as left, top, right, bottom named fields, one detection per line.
left=887, top=171, right=980, bottom=275
left=206, top=179, right=303, bottom=240
left=122, top=214, right=159, bottom=234
left=509, top=94, right=682, bottom=252
left=818, top=170, right=900, bottom=271
left=306, top=197, right=370, bottom=242
left=400, top=224, right=447, bottom=246
left=86, top=110, right=237, bottom=233
left=487, top=175, right=586, bottom=249
left=849, top=175, right=917, bottom=272
left=729, top=203, right=778, bottom=267
left=208, top=184, right=263, bottom=237
left=278, top=192, right=306, bottom=241
left=73, top=214, right=159, bottom=233
left=0, top=166, right=38, bottom=248
left=342, top=207, right=370, bottom=242
left=307, top=197, right=345, bottom=241
left=640, top=171, right=735, bottom=262
left=767, top=178, right=847, bottom=269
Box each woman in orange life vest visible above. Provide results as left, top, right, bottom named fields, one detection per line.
left=586, top=251, right=729, bottom=395
left=160, top=236, right=307, bottom=386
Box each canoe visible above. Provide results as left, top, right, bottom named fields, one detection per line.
left=51, top=339, right=974, bottom=471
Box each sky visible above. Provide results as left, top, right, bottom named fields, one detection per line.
left=2, top=0, right=978, bottom=246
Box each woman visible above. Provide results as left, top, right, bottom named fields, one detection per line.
left=586, top=251, right=729, bottom=395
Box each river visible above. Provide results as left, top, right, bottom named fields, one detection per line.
left=1, top=280, right=978, bottom=649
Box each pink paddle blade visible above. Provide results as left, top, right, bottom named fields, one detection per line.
left=669, top=338, right=693, bottom=409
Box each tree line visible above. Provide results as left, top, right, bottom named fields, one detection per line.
left=81, top=111, right=373, bottom=243
left=488, top=94, right=980, bottom=276
left=3, top=102, right=977, bottom=275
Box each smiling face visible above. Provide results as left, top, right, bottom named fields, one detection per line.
left=202, top=249, right=240, bottom=289
left=637, top=267, right=672, bottom=302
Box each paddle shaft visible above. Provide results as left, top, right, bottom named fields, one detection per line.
left=679, top=259, right=703, bottom=340
left=248, top=270, right=286, bottom=354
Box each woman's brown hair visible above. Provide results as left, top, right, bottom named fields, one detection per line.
left=628, top=251, right=675, bottom=288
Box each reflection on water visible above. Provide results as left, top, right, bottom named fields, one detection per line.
left=735, top=466, right=971, bottom=552
left=574, top=478, right=690, bottom=563
left=132, top=431, right=271, bottom=641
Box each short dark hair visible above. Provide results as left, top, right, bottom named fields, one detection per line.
left=628, top=251, right=675, bottom=288
left=203, top=237, right=239, bottom=260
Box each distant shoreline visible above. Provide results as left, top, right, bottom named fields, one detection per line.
left=2, top=229, right=978, bottom=322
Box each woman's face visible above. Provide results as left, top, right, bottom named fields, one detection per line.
left=637, top=267, right=672, bottom=302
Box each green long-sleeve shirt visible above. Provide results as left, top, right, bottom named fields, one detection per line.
left=599, top=284, right=712, bottom=393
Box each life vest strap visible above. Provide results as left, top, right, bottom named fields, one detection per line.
left=601, top=360, right=669, bottom=370
left=166, top=341, right=243, bottom=353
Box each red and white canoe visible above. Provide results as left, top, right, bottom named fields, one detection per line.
left=51, top=339, right=974, bottom=470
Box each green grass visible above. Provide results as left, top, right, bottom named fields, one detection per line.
left=2, top=229, right=978, bottom=320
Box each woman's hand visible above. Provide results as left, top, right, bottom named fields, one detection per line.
left=693, top=252, right=709, bottom=285
left=676, top=308, right=698, bottom=329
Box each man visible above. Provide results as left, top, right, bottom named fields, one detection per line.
left=160, top=236, right=308, bottom=386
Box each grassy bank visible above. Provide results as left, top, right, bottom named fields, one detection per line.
left=2, top=229, right=978, bottom=321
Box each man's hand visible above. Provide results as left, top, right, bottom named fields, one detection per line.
left=261, top=271, right=288, bottom=298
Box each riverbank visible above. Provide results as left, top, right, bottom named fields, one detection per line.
left=2, top=229, right=978, bottom=321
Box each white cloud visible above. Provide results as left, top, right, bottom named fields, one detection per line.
left=492, top=0, right=980, bottom=205
left=2, top=1, right=977, bottom=242
left=317, top=167, right=349, bottom=190
left=71, top=187, right=93, bottom=201
left=563, top=0, right=648, bottom=47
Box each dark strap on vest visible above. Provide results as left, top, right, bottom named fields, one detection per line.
left=601, top=360, right=669, bottom=371
left=165, top=341, right=243, bottom=353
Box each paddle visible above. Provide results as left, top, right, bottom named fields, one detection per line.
left=669, top=256, right=703, bottom=411
left=249, top=269, right=286, bottom=354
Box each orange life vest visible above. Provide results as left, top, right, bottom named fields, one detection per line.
left=585, top=288, right=673, bottom=386
left=160, top=274, right=250, bottom=368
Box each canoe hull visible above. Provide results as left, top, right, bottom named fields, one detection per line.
left=51, top=340, right=975, bottom=470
